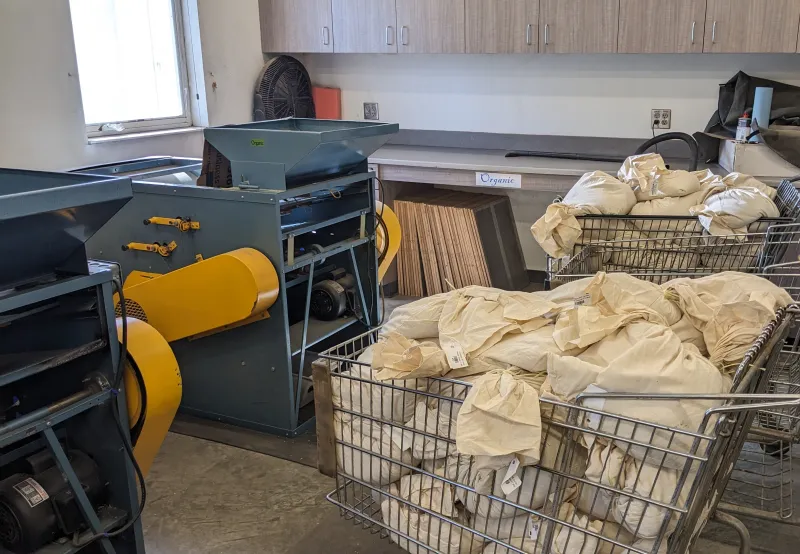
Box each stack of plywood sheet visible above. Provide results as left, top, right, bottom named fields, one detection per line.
left=394, top=190, right=528, bottom=297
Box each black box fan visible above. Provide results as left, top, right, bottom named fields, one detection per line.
left=253, top=55, right=316, bottom=121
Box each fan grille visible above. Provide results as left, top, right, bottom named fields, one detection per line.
left=254, top=56, right=316, bottom=121
left=115, top=299, right=148, bottom=323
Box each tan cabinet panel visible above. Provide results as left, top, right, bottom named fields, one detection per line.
left=259, top=0, right=333, bottom=53
left=704, top=0, right=800, bottom=53
left=466, top=0, right=539, bottom=54
left=332, top=0, right=398, bottom=53
left=540, top=0, right=620, bottom=53
left=396, top=0, right=466, bottom=53
left=618, top=0, right=706, bottom=53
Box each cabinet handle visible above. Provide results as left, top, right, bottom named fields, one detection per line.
left=526, top=24, right=533, bottom=46
left=401, top=25, right=409, bottom=46
left=544, top=23, right=550, bottom=46
left=711, top=21, right=717, bottom=44
left=322, top=26, right=331, bottom=46
left=691, top=21, right=696, bottom=44
left=386, top=25, right=394, bottom=46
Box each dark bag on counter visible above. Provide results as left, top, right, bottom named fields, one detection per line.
left=698, top=71, right=800, bottom=167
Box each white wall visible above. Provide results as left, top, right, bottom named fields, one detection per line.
left=306, top=53, right=800, bottom=272
left=0, top=0, right=264, bottom=171
left=305, top=54, right=800, bottom=138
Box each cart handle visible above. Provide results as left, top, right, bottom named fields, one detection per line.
left=634, top=132, right=700, bottom=172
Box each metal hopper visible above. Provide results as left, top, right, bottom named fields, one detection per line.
left=203, top=118, right=399, bottom=190
left=0, top=168, right=132, bottom=288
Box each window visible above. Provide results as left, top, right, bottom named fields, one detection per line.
left=69, top=0, right=191, bottom=137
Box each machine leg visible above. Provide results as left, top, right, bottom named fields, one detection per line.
left=42, top=427, right=117, bottom=554
left=294, top=263, right=316, bottom=424
left=348, top=248, right=371, bottom=327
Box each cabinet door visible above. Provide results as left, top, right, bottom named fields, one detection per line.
left=259, top=0, right=333, bottom=53
left=466, top=0, right=539, bottom=53
left=705, top=0, right=800, bottom=53
left=332, top=0, right=398, bottom=53
left=618, top=0, right=706, bottom=53
left=396, top=0, right=466, bottom=53
left=540, top=0, right=620, bottom=53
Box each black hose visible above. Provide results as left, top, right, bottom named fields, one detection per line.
left=74, top=278, right=146, bottom=547
left=634, top=132, right=700, bottom=171
left=127, top=357, right=147, bottom=446
left=506, top=151, right=625, bottom=163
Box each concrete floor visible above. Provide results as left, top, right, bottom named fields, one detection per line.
left=142, top=433, right=800, bottom=554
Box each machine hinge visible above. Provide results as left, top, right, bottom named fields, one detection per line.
left=143, top=216, right=200, bottom=232
left=122, top=241, right=178, bottom=257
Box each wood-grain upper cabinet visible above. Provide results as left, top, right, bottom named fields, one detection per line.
left=540, top=0, right=620, bottom=53
left=618, top=0, right=706, bottom=53
left=332, top=0, right=398, bottom=53
left=466, top=0, right=539, bottom=54
left=259, top=0, right=333, bottom=53
left=396, top=0, right=466, bottom=53
left=704, top=0, right=800, bottom=53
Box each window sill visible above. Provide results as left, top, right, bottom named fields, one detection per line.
left=87, top=126, right=204, bottom=145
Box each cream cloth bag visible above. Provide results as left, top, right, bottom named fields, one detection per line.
left=382, top=291, right=455, bottom=339
left=633, top=169, right=702, bottom=202
left=690, top=187, right=779, bottom=236
left=335, top=415, right=418, bottom=486
left=482, top=325, right=584, bottom=374
left=617, top=153, right=667, bottom=196
left=552, top=272, right=682, bottom=351
left=532, top=171, right=637, bottom=258
left=481, top=503, right=599, bottom=554
left=438, top=287, right=558, bottom=362
left=548, top=321, right=731, bottom=468
left=372, top=332, right=506, bottom=381
left=664, top=272, right=792, bottom=372
left=456, top=369, right=543, bottom=462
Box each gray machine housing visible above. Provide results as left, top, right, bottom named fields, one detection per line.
left=82, top=119, right=399, bottom=437
left=0, top=168, right=143, bottom=553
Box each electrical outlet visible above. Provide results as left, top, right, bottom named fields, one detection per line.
left=651, top=109, right=672, bottom=130
left=364, top=102, right=380, bottom=121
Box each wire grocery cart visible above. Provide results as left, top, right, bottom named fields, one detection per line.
left=313, top=307, right=800, bottom=554
left=552, top=236, right=800, bottom=528
left=545, top=149, right=800, bottom=284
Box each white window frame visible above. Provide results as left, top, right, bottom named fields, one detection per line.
left=79, top=0, right=193, bottom=138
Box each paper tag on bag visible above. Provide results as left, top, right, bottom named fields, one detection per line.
left=527, top=519, right=541, bottom=541
left=582, top=384, right=608, bottom=431
left=502, top=457, right=520, bottom=483
left=501, top=474, right=522, bottom=495
left=441, top=338, right=469, bottom=370
left=574, top=293, right=591, bottom=307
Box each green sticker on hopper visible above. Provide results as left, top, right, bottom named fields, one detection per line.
left=251, top=139, right=265, bottom=147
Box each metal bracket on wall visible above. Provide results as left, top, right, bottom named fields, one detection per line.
left=122, top=241, right=177, bottom=257
left=144, top=216, right=200, bottom=232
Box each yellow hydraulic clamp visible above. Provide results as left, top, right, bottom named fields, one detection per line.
left=122, top=241, right=177, bottom=257
left=144, top=216, right=200, bottom=232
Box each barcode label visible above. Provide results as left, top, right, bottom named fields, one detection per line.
left=501, top=474, right=523, bottom=495
left=528, top=520, right=541, bottom=541
left=574, top=293, right=591, bottom=307
left=441, top=338, right=469, bottom=369
left=502, top=457, right=520, bottom=483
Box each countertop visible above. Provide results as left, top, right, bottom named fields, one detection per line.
left=369, top=145, right=624, bottom=177
left=369, top=145, right=714, bottom=177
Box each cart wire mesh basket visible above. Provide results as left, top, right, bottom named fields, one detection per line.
left=313, top=307, right=800, bottom=554
left=552, top=234, right=800, bottom=527
left=546, top=177, right=800, bottom=284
